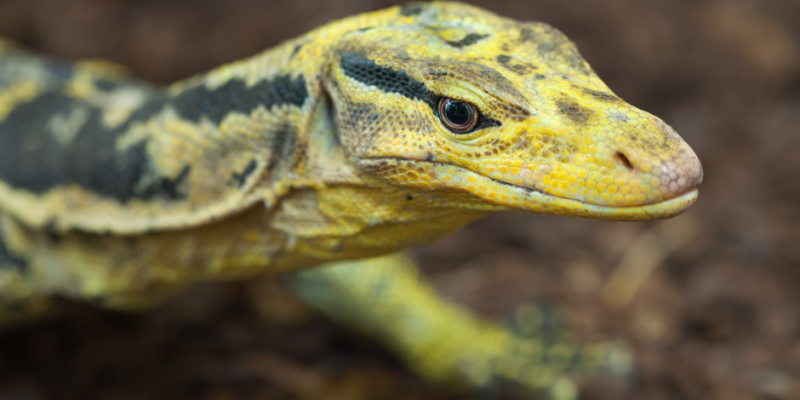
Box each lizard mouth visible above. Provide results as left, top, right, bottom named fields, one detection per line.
left=484, top=172, right=699, bottom=221
left=361, top=158, right=699, bottom=221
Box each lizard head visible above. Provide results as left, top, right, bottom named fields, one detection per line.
left=323, top=2, right=702, bottom=221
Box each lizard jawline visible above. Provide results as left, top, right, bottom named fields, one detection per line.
left=360, top=158, right=699, bottom=221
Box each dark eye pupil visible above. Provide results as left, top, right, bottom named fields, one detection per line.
left=437, top=98, right=479, bottom=133
left=444, top=101, right=471, bottom=126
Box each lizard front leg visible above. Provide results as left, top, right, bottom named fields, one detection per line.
left=290, top=253, right=632, bottom=399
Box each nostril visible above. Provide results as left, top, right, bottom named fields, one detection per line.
left=614, top=151, right=634, bottom=170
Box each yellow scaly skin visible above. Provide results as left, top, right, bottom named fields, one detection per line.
left=0, top=3, right=702, bottom=398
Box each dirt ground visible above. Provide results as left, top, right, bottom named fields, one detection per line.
left=0, top=0, right=798, bottom=399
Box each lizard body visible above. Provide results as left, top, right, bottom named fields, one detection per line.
left=0, top=3, right=702, bottom=397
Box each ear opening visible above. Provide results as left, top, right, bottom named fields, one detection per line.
left=307, top=83, right=344, bottom=156
left=323, top=88, right=341, bottom=148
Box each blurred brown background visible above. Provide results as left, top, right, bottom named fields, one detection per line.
left=0, top=0, right=799, bottom=399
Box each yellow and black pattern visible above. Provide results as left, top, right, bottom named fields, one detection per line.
left=0, top=3, right=702, bottom=399
left=0, top=39, right=309, bottom=234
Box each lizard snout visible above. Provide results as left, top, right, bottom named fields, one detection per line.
left=613, top=122, right=703, bottom=202
left=538, top=94, right=704, bottom=209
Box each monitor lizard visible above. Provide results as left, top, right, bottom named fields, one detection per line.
left=0, top=3, right=702, bottom=398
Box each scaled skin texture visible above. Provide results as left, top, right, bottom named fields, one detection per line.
left=0, top=3, right=702, bottom=236
left=0, top=3, right=702, bottom=398
left=0, top=0, right=703, bottom=316
left=329, top=13, right=703, bottom=220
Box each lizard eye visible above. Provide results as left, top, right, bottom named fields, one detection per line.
left=438, top=98, right=479, bottom=133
